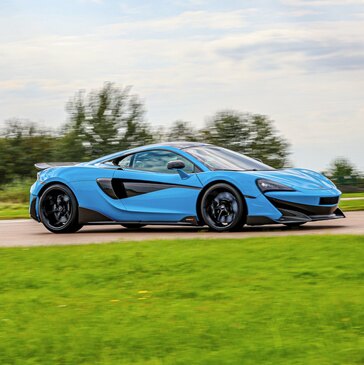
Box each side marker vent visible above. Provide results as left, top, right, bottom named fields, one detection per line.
left=319, top=196, right=339, bottom=205
left=97, top=178, right=127, bottom=199
left=97, top=178, right=118, bottom=199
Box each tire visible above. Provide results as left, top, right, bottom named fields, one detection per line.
left=200, top=183, right=245, bottom=232
left=39, top=184, right=83, bottom=233
left=121, top=224, right=146, bottom=229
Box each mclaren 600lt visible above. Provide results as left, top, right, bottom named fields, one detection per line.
left=30, top=142, right=344, bottom=233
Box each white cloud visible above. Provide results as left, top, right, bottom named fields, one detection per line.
left=100, top=10, right=247, bottom=35
left=282, top=0, right=364, bottom=6
left=79, top=0, right=104, bottom=4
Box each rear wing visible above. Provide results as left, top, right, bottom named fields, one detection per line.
left=34, top=162, right=80, bottom=171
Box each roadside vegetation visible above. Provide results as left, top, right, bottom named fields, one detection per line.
left=0, top=179, right=31, bottom=203
left=0, top=180, right=31, bottom=219
left=342, top=192, right=364, bottom=198
left=0, top=203, right=28, bottom=219
left=339, top=199, right=364, bottom=212
left=0, top=235, right=362, bottom=364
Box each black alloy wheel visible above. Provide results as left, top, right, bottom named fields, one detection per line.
left=200, top=183, right=245, bottom=232
left=39, top=184, right=82, bottom=233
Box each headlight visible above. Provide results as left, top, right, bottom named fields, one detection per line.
left=256, top=179, right=295, bottom=192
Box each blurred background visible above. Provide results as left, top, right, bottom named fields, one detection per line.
left=0, top=0, right=363, bottom=212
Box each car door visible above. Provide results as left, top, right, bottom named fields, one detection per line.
left=112, top=149, right=203, bottom=223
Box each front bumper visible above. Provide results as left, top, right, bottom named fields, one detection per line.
left=273, top=207, right=345, bottom=224
left=246, top=191, right=345, bottom=225
left=29, top=195, right=40, bottom=222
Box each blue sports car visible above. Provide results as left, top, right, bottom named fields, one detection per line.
left=30, top=142, right=344, bottom=233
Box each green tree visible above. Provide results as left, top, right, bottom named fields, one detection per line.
left=247, top=114, right=289, bottom=168
left=165, top=121, right=199, bottom=142
left=119, top=95, right=154, bottom=150
left=56, top=90, right=87, bottom=161
left=201, top=111, right=250, bottom=152
left=65, top=82, right=154, bottom=159
left=326, top=158, right=360, bottom=186
left=0, top=120, right=56, bottom=183
left=202, top=111, right=289, bottom=168
left=0, top=138, right=9, bottom=184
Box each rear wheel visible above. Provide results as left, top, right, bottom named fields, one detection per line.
left=121, top=224, right=146, bottom=229
left=39, top=184, right=82, bottom=233
left=200, top=183, right=245, bottom=232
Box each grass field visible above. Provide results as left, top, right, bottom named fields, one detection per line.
left=0, top=202, right=29, bottom=219
left=0, top=180, right=31, bottom=203
left=340, top=192, right=364, bottom=211
left=339, top=199, right=364, bottom=212
left=0, top=180, right=31, bottom=219
left=0, top=235, right=363, bottom=364
left=342, top=192, right=364, bottom=198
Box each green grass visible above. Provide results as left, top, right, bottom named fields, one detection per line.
left=0, top=202, right=29, bottom=219
left=0, top=180, right=31, bottom=219
left=342, top=192, right=364, bottom=198
left=0, top=179, right=32, bottom=203
left=0, top=235, right=363, bottom=365
left=339, top=199, right=364, bottom=212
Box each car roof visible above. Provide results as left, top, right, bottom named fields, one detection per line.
left=87, top=142, right=210, bottom=165
left=142, top=142, right=208, bottom=149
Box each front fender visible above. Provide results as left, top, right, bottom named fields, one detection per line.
left=196, top=171, right=262, bottom=198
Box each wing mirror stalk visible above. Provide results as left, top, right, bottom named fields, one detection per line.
left=167, top=160, right=190, bottom=179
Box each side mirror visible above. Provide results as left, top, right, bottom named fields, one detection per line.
left=167, top=160, right=185, bottom=170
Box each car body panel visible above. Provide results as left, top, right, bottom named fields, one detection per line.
left=30, top=143, right=344, bottom=228
left=111, top=168, right=202, bottom=221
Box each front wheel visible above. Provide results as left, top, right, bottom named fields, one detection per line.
left=200, top=183, right=245, bottom=232
left=39, top=184, right=83, bottom=233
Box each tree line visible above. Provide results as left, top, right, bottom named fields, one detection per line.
left=0, top=82, right=362, bottom=191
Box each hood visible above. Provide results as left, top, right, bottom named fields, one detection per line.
left=243, top=168, right=336, bottom=190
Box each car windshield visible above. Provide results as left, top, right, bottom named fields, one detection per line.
left=186, top=146, right=274, bottom=171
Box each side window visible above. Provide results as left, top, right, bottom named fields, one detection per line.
left=118, top=154, right=133, bottom=169
left=131, top=150, right=195, bottom=174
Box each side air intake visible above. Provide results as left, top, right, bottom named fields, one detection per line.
left=319, top=196, right=339, bottom=205
left=96, top=178, right=127, bottom=199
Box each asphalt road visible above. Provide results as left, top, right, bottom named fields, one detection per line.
left=0, top=211, right=363, bottom=247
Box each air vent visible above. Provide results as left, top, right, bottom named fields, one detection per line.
left=97, top=178, right=127, bottom=199
left=319, top=196, right=339, bottom=205
left=97, top=178, right=118, bottom=199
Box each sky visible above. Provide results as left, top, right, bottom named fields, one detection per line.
left=0, top=0, right=363, bottom=171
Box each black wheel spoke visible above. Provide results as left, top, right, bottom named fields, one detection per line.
left=39, top=184, right=82, bottom=234
left=202, top=185, right=244, bottom=231
left=41, top=189, right=73, bottom=228
left=206, top=191, right=238, bottom=227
